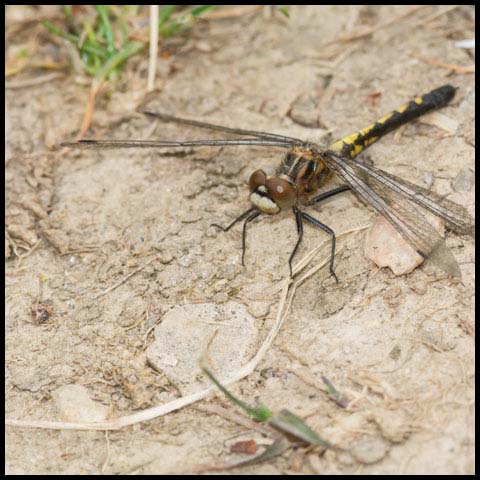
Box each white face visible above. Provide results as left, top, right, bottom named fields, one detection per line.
left=250, top=186, right=280, bottom=214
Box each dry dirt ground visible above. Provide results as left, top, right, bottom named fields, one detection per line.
left=5, top=5, right=475, bottom=475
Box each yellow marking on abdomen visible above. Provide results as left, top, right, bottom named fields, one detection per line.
left=329, top=122, right=377, bottom=154
left=395, top=103, right=408, bottom=114
left=328, top=85, right=454, bottom=159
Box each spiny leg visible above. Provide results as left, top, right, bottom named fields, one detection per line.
left=309, top=185, right=351, bottom=205
left=211, top=207, right=257, bottom=232
left=241, top=210, right=262, bottom=266
left=307, top=185, right=350, bottom=281
left=301, top=211, right=339, bottom=284
left=306, top=186, right=352, bottom=281
left=288, top=206, right=305, bottom=278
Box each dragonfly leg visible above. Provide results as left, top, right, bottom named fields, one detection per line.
left=288, top=206, right=305, bottom=278
left=308, top=185, right=351, bottom=205
left=211, top=207, right=257, bottom=232
left=241, top=210, right=262, bottom=266
left=301, top=211, right=339, bottom=283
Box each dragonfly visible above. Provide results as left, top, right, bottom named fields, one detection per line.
left=62, top=84, right=475, bottom=280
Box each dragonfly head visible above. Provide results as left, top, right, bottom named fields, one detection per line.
left=248, top=169, right=296, bottom=214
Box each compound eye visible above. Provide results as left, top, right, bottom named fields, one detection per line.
left=265, top=178, right=296, bottom=208
left=249, top=169, right=267, bottom=192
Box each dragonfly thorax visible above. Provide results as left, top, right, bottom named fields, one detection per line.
left=248, top=169, right=296, bottom=214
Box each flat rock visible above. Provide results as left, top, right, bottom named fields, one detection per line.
left=351, top=435, right=389, bottom=464
left=52, top=384, right=110, bottom=422
left=364, top=214, right=445, bottom=276
left=146, top=302, right=258, bottom=394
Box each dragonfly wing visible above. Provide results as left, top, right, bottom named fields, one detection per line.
left=351, top=162, right=475, bottom=237
left=322, top=151, right=468, bottom=277
left=61, top=139, right=294, bottom=149
left=141, top=111, right=304, bottom=143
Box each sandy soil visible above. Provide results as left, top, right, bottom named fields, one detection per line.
left=5, top=5, right=475, bottom=474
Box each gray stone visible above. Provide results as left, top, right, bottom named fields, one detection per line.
left=52, top=384, right=110, bottom=422
left=146, top=303, right=258, bottom=394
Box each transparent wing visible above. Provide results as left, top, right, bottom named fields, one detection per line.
left=61, top=138, right=294, bottom=149
left=141, top=111, right=304, bottom=143
left=322, top=150, right=475, bottom=277
left=355, top=164, right=475, bottom=236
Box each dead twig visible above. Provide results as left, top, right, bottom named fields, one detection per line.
left=101, top=430, right=111, bottom=474
left=200, top=6, right=261, bottom=20
left=410, top=53, right=475, bottom=74
left=79, top=80, right=103, bottom=138
left=5, top=72, right=65, bottom=89
left=147, top=5, right=159, bottom=92
left=414, top=5, right=461, bottom=26
left=5, top=232, right=43, bottom=268
left=323, top=5, right=428, bottom=46
left=92, top=255, right=159, bottom=300
left=5, top=230, right=22, bottom=260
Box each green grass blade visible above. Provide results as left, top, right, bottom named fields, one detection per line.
left=159, top=5, right=176, bottom=25
left=276, top=6, right=290, bottom=18
left=190, top=5, right=215, bottom=17
left=202, top=366, right=273, bottom=422
left=269, top=409, right=331, bottom=448
left=95, top=5, right=115, bottom=54
left=94, top=41, right=144, bottom=82
left=42, top=21, right=79, bottom=44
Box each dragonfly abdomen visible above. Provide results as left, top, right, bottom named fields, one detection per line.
left=329, top=84, right=456, bottom=158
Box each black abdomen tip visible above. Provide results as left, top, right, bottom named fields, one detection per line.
left=424, top=84, right=457, bottom=107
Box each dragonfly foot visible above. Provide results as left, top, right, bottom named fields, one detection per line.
left=210, top=223, right=227, bottom=232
